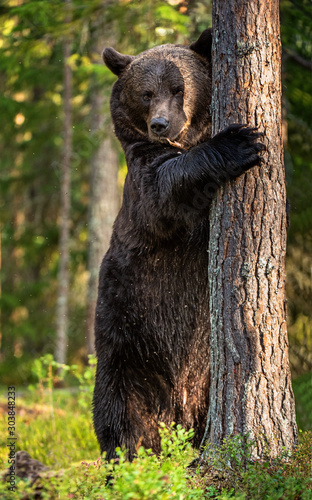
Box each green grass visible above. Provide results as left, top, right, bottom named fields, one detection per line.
left=0, top=357, right=311, bottom=499
left=293, top=372, right=312, bottom=431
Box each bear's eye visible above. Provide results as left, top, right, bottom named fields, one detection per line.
left=142, top=92, right=153, bottom=102
left=174, top=88, right=184, bottom=97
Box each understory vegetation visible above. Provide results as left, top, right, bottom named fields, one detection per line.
left=0, top=356, right=311, bottom=499
left=1, top=1, right=311, bottom=497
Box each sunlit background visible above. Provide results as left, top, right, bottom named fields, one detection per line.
left=0, top=0, right=311, bottom=431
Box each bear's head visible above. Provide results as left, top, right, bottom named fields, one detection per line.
left=103, top=29, right=212, bottom=150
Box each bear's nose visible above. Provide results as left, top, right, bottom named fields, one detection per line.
left=150, top=117, right=169, bottom=136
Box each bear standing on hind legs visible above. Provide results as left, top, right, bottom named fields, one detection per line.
left=92, top=29, right=264, bottom=461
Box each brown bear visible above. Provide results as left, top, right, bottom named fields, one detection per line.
left=92, top=29, right=263, bottom=461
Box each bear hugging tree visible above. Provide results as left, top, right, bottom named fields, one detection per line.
left=92, top=29, right=264, bottom=461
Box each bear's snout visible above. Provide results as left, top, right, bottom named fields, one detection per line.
left=150, top=117, right=170, bottom=136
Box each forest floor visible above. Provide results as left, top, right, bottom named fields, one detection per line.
left=0, top=358, right=311, bottom=499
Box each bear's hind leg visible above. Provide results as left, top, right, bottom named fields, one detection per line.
left=92, top=362, right=140, bottom=460
left=93, top=359, right=173, bottom=460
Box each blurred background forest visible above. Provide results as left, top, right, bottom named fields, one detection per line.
left=0, top=0, right=311, bottom=415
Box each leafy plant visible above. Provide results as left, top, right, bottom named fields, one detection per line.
left=0, top=364, right=311, bottom=500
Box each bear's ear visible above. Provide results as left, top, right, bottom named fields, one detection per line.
left=102, top=47, right=134, bottom=76
left=189, top=28, right=212, bottom=63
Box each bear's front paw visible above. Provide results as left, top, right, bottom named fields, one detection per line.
left=211, top=124, right=266, bottom=178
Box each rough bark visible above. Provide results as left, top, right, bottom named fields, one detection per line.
left=86, top=28, right=119, bottom=355
left=55, top=1, right=72, bottom=365
left=202, top=0, right=298, bottom=458
left=86, top=122, right=119, bottom=355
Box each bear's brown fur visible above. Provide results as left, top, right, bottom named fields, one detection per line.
left=92, top=29, right=264, bottom=461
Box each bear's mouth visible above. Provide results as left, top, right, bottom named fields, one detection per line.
left=164, top=138, right=183, bottom=148
left=149, top=121, right=190, bottom=149
left=150, top=133, right=182, bottom=148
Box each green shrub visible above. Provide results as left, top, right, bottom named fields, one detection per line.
left=1, top=356, right=311, bottom=499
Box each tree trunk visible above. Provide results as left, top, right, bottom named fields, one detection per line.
left=202, top=0, right=298, bottom=458
left=55, top=1, right=72, bottom=365
left=86, top=125, right=119, bottom=355
left=86, top=27, right=119, bottom=355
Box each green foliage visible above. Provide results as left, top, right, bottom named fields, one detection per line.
left=1, top=410, right=311, bottom=499
left=281, top=0, right=312, bottom=376
left=0, top=391, right=202, bottom=500
left=197, top=433, right=312, bottom=500
left=88, top=425, right=201, bottom=500
left=0, top=355, right=98, bottom=471
left=202, top=433, right=254, bottom=471
left=293, top=372, right=312, bottom=431
left=237, top=432, right=312, bottom=500
left=187, top=1, right=212, bottom=39
left=27, top=353, right=97, bottom=409
left=0, top=359, right=311, bottom=499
